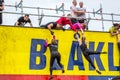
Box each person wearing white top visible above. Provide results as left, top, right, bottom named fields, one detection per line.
left=70, top=0, right=77, bottom=18
left=70, top=0, right=86, bottom=24
left=70, top=0, right=78, bottom=24
left=77, top=1, right=86, bottom=23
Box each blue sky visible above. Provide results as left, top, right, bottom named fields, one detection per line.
left=3, top=0, right=120, bottom=31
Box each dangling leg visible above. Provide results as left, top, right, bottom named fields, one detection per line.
left=86, top=50, right=107, bottom=55
left=83, top=53, right=101, bottom=74
left=49, top=55, right=55, bottom=80
left=56, top=53, right=65, bottom=73
left=84, top=54, right=96, bottom=69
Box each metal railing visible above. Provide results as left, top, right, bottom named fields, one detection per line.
left=3, top=1, right=120, bottom=31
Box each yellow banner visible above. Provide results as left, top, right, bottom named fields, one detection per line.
left=0, top=26, right=119, bottom=76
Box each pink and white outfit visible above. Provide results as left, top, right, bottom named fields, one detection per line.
left=73, top=23, right=84, bottom=33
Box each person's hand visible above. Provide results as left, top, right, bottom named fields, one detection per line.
left=82, top=32, right=84, bottom=35
left=45, top=39, right=48, bottom=42
left=81, top=30, right=84, bottom=35
left=50, top=31, right=54, bottom=35
left=62, top=28, right=66, bottom=31
left=75, top=34, right=79, bottom=39
left=53, top=35, right=56, bottom=39
left=0, top=6, right=4, bottom=10
left=116, top=31, right=119, bottom=35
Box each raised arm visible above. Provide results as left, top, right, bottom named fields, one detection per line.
left=30, top=22, right=33, bottom=27
left=44, top=34, right=56, bottom=47
left=47, top=23, right=54, bottom=35
left=76, top=34, right=81, bottom=45
left=82, top=34, right=87, bottom=44
left=15, top=21, right=19, bottom=26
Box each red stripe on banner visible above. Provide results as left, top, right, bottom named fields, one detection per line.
left=0, top=75, right=88, bottom=80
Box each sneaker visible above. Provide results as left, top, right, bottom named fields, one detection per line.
left=49, top=75, right=53, bottom=80
left=62, top=69, right=65, bottom=73
left=101, top=52, right=107, bottom=54
left=96, top=70, right=101, bottom=74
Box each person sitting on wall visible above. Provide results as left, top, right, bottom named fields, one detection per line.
left=15, top=14, right=33, bottom=27
left=109, top=23, right=120, bottom=36
left=109, top=23, right=120, bottom=51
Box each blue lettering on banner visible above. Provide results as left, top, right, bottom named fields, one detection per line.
left=30, top=39, right=60, bottom=70
left=29, top=39, right=119, bottom=71
left=68, top=41, right=84, bottom=70
left=30, top=39, right=46, bottom=69
left=108, top=43, right=120, bottom=71
left=89, top=42, right=105, bottom=70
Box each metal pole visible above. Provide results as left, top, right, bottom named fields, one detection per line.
left=86, top=14, right=91, bottom=30
left=62, top=3, right=65, bottom=16
left=56, top=5, right=58, bottom=14
left=37, top=7, right=40, bottom=26
left=21, top=0, right=23, bottom=16
left=101, top=14, right=104, bottom=31
left=111, top=13, right=114, bottom=24
left=39, top=10, right=44, bottom=26
left=100, top=3, right=104, bottom=31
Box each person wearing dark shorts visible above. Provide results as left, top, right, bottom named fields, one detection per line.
left=15, top=14, right=33, bottom=27
left=71, top=18, right=78, bottom=24
left=45, top=22, right=57, bottom=29
left=41, top=22, right=57, bottom=35
left=44, top=35, right=64, bottom=80
left=76, top=34, right=107, bottom=74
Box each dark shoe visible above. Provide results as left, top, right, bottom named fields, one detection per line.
left=96, top=70, right=101, bottom=74
left=62, top=28, right=66, bottom=31
left=62, top=69, right=65, bottom=73
left=49, top=75, right=53, bottom=80
left=101, top=52, right=107, bottom=54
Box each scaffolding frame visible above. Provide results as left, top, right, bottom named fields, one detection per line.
left=3, top=4, right=120, bottom=31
